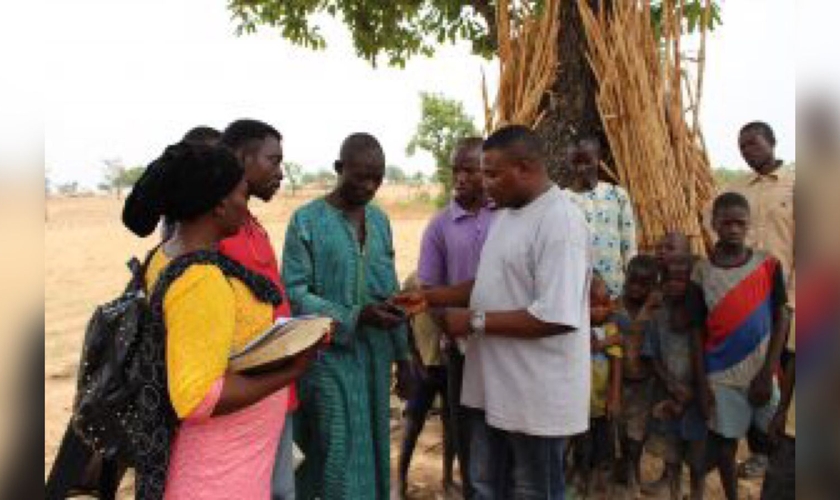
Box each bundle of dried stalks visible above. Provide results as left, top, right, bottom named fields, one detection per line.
left=483, top=0, right=561, bottom=132
left=578, top=0, right=717, bottom=254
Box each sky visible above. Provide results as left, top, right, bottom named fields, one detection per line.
left=40, top=0, right=797, bottom=189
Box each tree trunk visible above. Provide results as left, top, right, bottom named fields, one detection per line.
left=535, top=0, right=611, bottom=187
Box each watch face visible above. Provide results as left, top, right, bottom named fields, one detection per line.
left=470, top=311, right=484, bottom=333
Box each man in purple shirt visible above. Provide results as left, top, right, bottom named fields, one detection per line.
left=415, top=137, right=495, bottom=497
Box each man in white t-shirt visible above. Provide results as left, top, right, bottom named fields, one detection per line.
left=395, top=125, right=592, bottom=499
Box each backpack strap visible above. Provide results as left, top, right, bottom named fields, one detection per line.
left=125, top=243, right=163, bottom=294
left=148, top=250, right=283, bottom=310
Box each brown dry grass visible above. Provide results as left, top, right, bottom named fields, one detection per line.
left=45, top=188, right=760, bottom=499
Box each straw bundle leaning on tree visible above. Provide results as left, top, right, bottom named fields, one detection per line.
left=578, top=0, right=717, bottom=254
left=485, top=0, right=717, bottom=254
left=484, top=0, right=561, bottom=132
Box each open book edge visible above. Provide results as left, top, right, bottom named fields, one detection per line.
left=230, top=314, right=325, bottom=360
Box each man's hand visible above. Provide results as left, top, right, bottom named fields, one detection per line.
left=442, top=309, right=471, bottom=339
left=748, top=368, right=774, bottom=407
left=359, top=303, right=405, bottom=329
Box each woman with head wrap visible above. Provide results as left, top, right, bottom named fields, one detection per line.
left=122, top=142, right=317, bottom=500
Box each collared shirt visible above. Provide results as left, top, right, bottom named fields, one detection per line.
left=564, top=182, right=638, bottom=297
left=725, top=167, right=795, bottom=296
left=463, top=186, right=592, bottom=437
left=417, top=200, right=496, bottom=287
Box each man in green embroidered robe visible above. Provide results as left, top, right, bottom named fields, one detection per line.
left=282, top=133, right=412, bottom=499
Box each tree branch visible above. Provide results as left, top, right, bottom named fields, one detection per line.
left=467, top=0, right=498, bottom=49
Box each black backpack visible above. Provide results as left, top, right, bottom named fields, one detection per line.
left=69, top=248, right=282, bottom=499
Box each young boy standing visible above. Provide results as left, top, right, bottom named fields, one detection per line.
left=688, top=192, right=791, bottom=500
left=574, top=273, right=622, bottom=498
left=613, top=255, right=661, bottom=495
left=643, top=255, right=707, bottom=500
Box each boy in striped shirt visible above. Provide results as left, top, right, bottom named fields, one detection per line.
left=688, top=192, right=791, bottom=500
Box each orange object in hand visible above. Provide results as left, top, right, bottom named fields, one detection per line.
left=391, top=293, right=428, bottom=315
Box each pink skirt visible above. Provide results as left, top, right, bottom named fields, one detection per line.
left=164, top=384, right=288, bottom=500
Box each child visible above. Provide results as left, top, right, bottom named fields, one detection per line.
left=396, top=272, right=454, bottom=498
left=613, top=255, right=661, bottom=494
left=688, top=192, right=791, bottom=500
left=573, top=273, right=622, bottom=498
left=654, top=231, right=691, bottom=272
left=643, top=254, right=708, bottom=500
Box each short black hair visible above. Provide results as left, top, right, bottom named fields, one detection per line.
left=221, top=119, right=282, bottom=153
left=626, top=254, right=660, bottom=280
left=450, top=136, right=483, bottom=166
left=712, top=191, right=751, bottom=217
left=338, top=132, right=384, bottom=163
left=483, top=125, right=545, bottom=162
left=739, top=121, right=776, bottom=147
left=183, top=126, right=222, bottom=145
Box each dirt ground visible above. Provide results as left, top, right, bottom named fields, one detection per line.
left=45, top=189, right=761, bottom=499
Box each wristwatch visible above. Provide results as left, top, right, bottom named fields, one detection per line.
left=469, top=310, right=486, bottom=337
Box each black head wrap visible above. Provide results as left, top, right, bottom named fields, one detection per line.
left=122, top=142, right=243, bottom=237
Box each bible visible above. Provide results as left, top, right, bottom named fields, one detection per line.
left=229, top=316, right=332, bottom=374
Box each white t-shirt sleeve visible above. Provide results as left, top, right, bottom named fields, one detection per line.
left=526, top=213, right=590, bottom=329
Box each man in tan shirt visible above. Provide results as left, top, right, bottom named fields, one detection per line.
left=728, top=121, right=795, bottom=295
left=727, top=121, right=795, bottom=479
